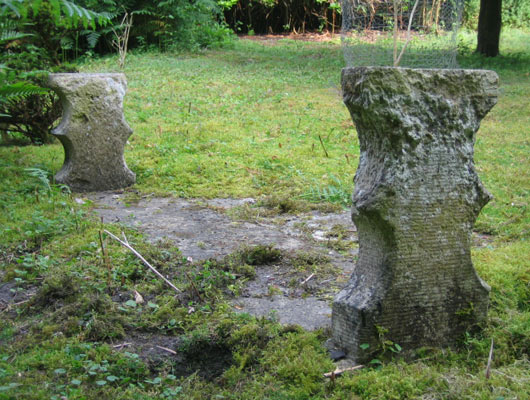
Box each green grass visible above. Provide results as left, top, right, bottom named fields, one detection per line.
left=0, top=29, right=529, bottom=399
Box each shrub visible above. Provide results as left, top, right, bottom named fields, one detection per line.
left=463, top=0, right=530, bottom=30
left=0, top=0, right=109, bottom=144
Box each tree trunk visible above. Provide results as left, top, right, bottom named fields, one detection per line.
left=476, top=0, right=502, bottom=57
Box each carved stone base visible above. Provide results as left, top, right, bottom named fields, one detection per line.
left=332, top=67, right=498, bottom=361
left=47, top=73, right=135, bottom=192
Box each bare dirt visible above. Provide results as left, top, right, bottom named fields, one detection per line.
left=88, top=191, right=359, bottom=331
left=113, top=333, right=232, bottom=380
left=239, top=32, right=340, bottom=45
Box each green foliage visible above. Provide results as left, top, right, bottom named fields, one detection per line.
left=222, top=0, right=342, bottom=34
left=0, top=34, right=529, bottom=399
left=463, top=0, right=530, bottom=30
left=0, top=81, right=49, bottom=102
left=503, top=0, right=530, bottom=28
left=302, top=174, right=352, bottom=207
left=0, top=0, right=110, bottom=144
left=79, top=0, right=234, bottom=52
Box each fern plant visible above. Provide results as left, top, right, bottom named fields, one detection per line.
left=0, top=0, right=110, bottom=143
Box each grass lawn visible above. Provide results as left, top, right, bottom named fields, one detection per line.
left=0, top=30, right=528, bottom=399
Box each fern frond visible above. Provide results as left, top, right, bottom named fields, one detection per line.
left=25, top=167, right=52, bottom=192
left=59, top=0, right=111, bottom=29
left=0, top=29, right=31, bottom=42
left=0, top=81, right=49, bottom=102
left=83, top=30, right=101, bottom=49
left=131, top=9, right=156, bottom=16
left=0, top=0, right=25, bottom=18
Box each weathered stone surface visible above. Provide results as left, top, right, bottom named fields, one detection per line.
left=47, top=73, right=135, bottom=192
left=332, top=67, right=498, bottom=361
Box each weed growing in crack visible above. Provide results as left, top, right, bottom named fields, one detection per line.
left=302, top=174, right=352, bottom=207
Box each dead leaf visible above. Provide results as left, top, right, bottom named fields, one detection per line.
left=134, top=290, right=144, bottom=304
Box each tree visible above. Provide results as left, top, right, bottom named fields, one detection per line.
left=476, top=0, right=502, bottom=57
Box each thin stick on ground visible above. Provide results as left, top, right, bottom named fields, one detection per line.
left=485, top=338, right=494, bottom=379
left=324, top=364, right=364, bottom=378
left=112, top=342, right=131, bottom=349
left=104, top=230, right=181, bottom=293
left=98, top=229, right=112, bottom=279
left=0, top=299, right=31, bottom=314
left=301, top=273, right=315, bottom=286
left=156, top=345, right=177, bottom=355
left=318, top=135, right=329, bottom=157
left=185, top=271, right=203, bottom=302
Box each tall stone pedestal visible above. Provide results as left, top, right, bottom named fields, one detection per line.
left=47, top=73, right=135, bottom=192
left=332, top=67, right=498, bottom=361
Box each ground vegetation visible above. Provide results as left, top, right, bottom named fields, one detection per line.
left=0, top=30, right=528, bottom=398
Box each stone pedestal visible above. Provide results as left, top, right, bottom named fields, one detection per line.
left=332, top=67, right=498, bottom=361
left=47, top=73, right=135, bottom=192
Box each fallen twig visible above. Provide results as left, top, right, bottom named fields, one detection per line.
left=1, top=299, right=31, bottom=313
left=485, top=338, right=494, bottom=379
left=301, top=273, right=315, bottom=286
left=112, top=342, right=131, bottom=349
left=104, top=230, right=181, bottom=293
left=324, top=364, right=364, bottom=378
left=156, top=345, right=177, bottom=355
left=318, top=135, right=329, bottom=157
left=98, top=229, right=112, bottom=280
left=185, top=271, right=203, bottom=302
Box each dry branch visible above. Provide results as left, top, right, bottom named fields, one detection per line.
left=156, top=345, right=177, bottom=355
left=98, top=229, right=112, bottom=280
left=485, top=338, right=494, bottom=379
left=395, top=0, right=421, bottom=66
left=318, top=135, right=329, bottom=157
left=324, top=364, right=364, bottom=378
left=111, top=11, right=133, bottom=69
left=185, top=271, right=203, bottom=302
left=104, top=230, right=181, bottom=293
left=112, top=342, right=131, bottom=348
left=301, top=273, right=315, bottom=286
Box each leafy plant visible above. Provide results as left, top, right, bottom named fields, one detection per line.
left=0, top=0, right=110, bottom=144
left=302, top=174, right=352, bottom=207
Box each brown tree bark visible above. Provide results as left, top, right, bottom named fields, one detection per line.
left=477, top=0, right=502, bottom=57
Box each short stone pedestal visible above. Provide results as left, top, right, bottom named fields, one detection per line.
left=332, top=67, right=498, bottom=361
left=47, top=73, right=135, bottom=192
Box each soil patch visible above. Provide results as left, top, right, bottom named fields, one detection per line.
left=239, top=32, right=340, bottom=45
left=87, top=191, right=493, bottom=331
left=113, top=332, right=232, bottom=381
left=0, top=279, right=37, bottom=316
left=88, top=192, right=358, bottom=330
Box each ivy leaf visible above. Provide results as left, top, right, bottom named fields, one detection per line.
left=148, top=301, right=158, bottom=309
left=125, top=300, right=137, bottom=308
